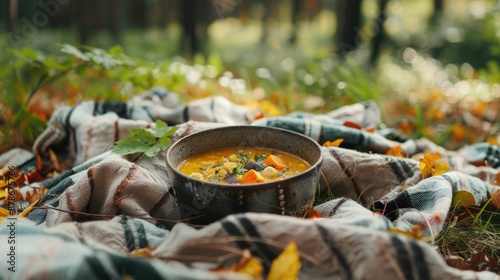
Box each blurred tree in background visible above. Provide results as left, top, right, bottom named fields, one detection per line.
left=2, top=0, right=498, bottom=69
left=1, top=0, right=500, bottom=151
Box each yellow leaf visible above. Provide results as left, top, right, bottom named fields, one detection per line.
left=419, top=151, right=449, bottom=178
left=18, top=198, right=40, bottom=218
left=488, top=136, right=499, bottom=147
left=451, top=124, right=466, bottom=142
left=386, top=145, right=404, bottom=158
left=230, top=250, right=263, bottom=279
left=323, top=139, right=344, bottom=147
left=0, top=207, right=10, bottom=222
left=432, top=161, right=450, bottom=176
left=452, top=190, right=476, bottom=207
left=268, top=242, right=301, bottom=280
left=419, top=161, right=432, bottom=179
left=129, top=247, right=155, bottom=258
left=387, top=227, right=422, bottom=240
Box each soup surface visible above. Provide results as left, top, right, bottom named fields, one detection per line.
left=177, top=148, right=310, bottom=184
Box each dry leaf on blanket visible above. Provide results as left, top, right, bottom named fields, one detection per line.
left=386, top=145, right=404, bottom=158
left=343, top=121, right=375, bottom=133
left=488, top=136, right=499, bottom=146
left=323, top=139, right=343, bottom=147
left=3, top=187, right=22, bottom=206
left=419, top=151, right=450, bottom=178
left=230, top=249, right=263, bottom=279
left=452, top=190, right=476, bottom=207
left=387, top=227, right=422, bottom=240
left=18, top=198, right=40, bottom=218
left=0, top=207, right=10, bottom=222
left=490, top=189, right=500, bottom=209
left=48, top=149, right=63, bottom=172
left=25, top=186, right=46, bottom=204
left=268, top=242, right=301, bottom=280
left=307, top=209, right=321, bottom=219
left=129, top=246, right=155, bottom=258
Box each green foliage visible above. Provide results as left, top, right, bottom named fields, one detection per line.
left=436, top=199, right=500, bottom=272
left=0, top=44, right=187, bottom=152
left=112, top=120, right=179, bottom=158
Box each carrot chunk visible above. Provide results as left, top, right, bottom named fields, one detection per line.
left=264, top=155, right=286, bottom=170
left=239, top=169, right=266, bottom=184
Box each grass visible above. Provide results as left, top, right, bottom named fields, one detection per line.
left=436, top=201, right=500, bottom=272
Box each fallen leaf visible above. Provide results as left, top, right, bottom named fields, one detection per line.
left=490, top=189, right=500, bottom=209
left=468, top=251, right=500, bottom=272
left=25, top=187, right=46, bottom=204
left=419, top=151, right=450, bottom=178
left=343, top=121, right=362, bottom=130
left=18, top=198, right=40, bottom=218
left=451, top=124, right=466, bottom=142
left=365, top=127, right=376, bottom=133
left=452, top=190, right=476, bottom=207
left=471, top=101, right=487, bottom=117
left=323, top=139, right=344, bottom=147
left=386, top=146, right=404, bottom=158
left=35, top=152, right=43, bottom=171
left=387, top=227, right=422, bottom=240
left=307, top=209, right=321, bottom=219
left=230, top=249, right=263, bottom=279
left=0, top=207, right=10, bottom=222
left=494, top=173, right=500, bottom=186
left=445, top=255, right=471, bottom=270
left=257, top=100, right=282, bottom=117
left=48, top=149, right=62, bottom=172
left=3, top=187, right=22, bottom=206
left=268, top=242, right=301, bottom=280
left=129, top=246, right=155, bottom=258
left=432, top=161, right=450, bottom=176
left=0, top=166, right=9, bottom=177
left=487, top=136, right=499, bottom=146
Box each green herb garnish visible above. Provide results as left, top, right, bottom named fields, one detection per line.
left=113, top=120, right=178, bottom=157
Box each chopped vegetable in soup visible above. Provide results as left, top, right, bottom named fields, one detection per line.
left=177, top=148, right=310, bottom=184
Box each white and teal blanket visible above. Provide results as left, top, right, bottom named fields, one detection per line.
left=1, top=88, right=499, bottom=279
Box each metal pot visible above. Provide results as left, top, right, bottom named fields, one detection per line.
left=165, top=125, right=323, bottom=225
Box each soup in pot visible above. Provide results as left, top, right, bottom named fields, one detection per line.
left=177, top=148, right=310, bottom=184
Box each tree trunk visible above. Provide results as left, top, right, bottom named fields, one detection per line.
left=155, top=0, right=171, bottom=27
left=8, top=0, right=19, bottom=32
left=181, top=0, right=198, bottom=59
left=337, top=0, right=362, bottom=55
left=370, top=0, right=388, bottom=65
left=289, top=0, right=302, bottom=45
left=109, top=0, right=125, bottom=44
left=77, top=0, right=97, bottom=45
left=431, top=0, right=444, bottom=24
left=130, top=0, right=148, bottom=27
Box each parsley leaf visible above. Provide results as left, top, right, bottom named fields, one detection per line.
left=232, top=165, right=247, bottom=175
left=254, top=154, right=267, bottom=162
left=113, top=120, right=179, bottom=157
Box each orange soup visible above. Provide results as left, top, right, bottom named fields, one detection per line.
left=177, top=148, right=310, bottom=184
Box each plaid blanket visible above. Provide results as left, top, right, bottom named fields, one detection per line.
left=1, top=88, right=499, bottom=279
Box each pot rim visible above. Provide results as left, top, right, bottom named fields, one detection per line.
left=166, top=125, right=323, bottom=190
